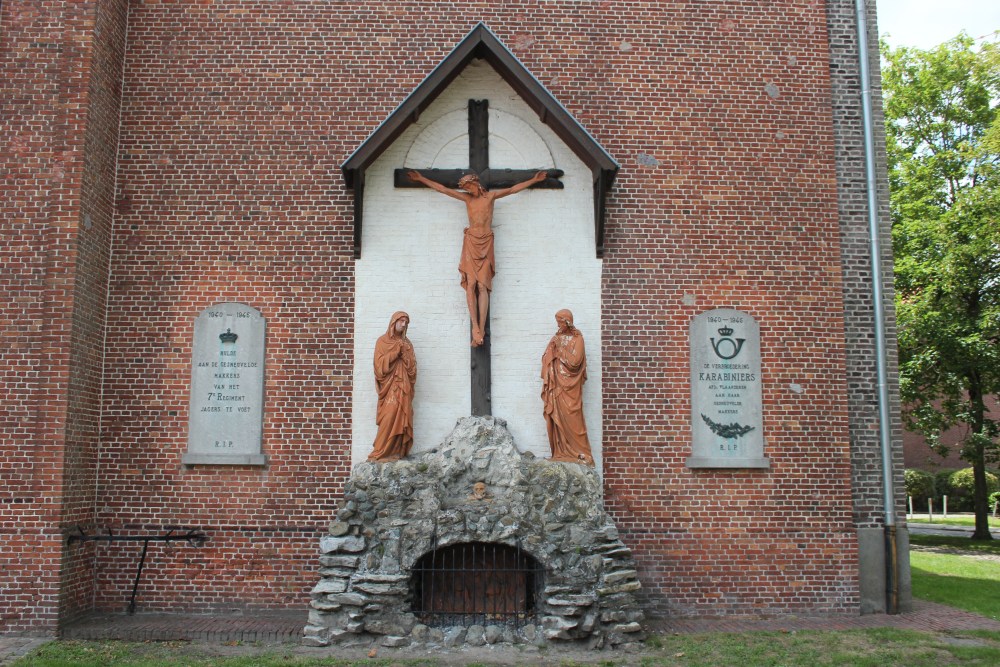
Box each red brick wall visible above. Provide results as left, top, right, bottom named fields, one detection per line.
left=93, top=1, right=858, bottom=617
left=593, top=2, right=858, bottom=613
left=95, top=0, right=357, bottom=612
left=1, top=0, right=127, bottom=633
left=1, top=0, right=65, bottom=631
left=60, top=0, right=131, bottom=626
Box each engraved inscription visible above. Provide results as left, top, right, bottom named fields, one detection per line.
left=185, top=303, right=266, bottom=465
left=688, top=308, right=768, bottom=468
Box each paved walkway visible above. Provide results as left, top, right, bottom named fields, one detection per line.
left=908, top=521, right=976, bottom=537
left=906, top=512, right=1000, bottom=537
left=4, top=599, right=999, bottom=664
left=0, top=638, right=49, bottom=666
left=60, top=609, right=306, bottom=643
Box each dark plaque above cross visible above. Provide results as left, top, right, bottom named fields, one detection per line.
left=397, top=99, right=563, bottom=416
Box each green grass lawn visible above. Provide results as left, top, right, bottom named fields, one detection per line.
left=638, top=628, right=1000, bottom=666
left=12, top=643, right=439, bottom=667
left=14, top=631, right=1000, bottom=667
left=909, top=533, right=1000, bottom=621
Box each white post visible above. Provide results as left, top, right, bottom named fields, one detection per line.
left=908, top=496, right=913, bottom=519
left=943, top=495, right=948, bottom=519
left=928, top=498, right=934, bottom=521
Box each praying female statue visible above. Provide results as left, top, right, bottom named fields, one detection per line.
left=369, top=311, right=417, bottom=462
left=541, top=309, right=594, bottom=466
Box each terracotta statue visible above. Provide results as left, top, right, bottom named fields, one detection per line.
left=541, top=309, right=594, bottom=466
left=407, top=170, right=547, bottom=347
left=369, top=311, right=417, bottom=462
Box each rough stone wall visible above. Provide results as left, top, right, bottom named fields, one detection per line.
left=305, top=417, right=643, bottom=649
left=87, top=0, right=861, bottom=618
left=0, top=0, right=129, bottom=634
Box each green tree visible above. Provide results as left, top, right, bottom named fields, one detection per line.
left=883, top=34, right=1000, bottom=540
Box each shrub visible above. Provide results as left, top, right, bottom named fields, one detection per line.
left=905, top=469, right=935, bottom=510
left=933, top=469, right=957, bottom=507
left=934, top=469, right=956, bottom=495
left=945, top=468, right=999, bottom=512
left=989, top=491, right=1000, bottom=515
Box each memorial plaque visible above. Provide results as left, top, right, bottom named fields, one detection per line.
left=687, top=308, right=769, bottom=468
left=183, top=303, right=267, bottom=466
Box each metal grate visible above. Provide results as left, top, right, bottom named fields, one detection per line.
left=411, top=542, right=543, bottom=628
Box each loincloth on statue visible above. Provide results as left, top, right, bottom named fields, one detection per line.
left=459, top=226, right=495, bottom=291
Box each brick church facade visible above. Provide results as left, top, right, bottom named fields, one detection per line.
left=1, top=0, right=909, bottom=635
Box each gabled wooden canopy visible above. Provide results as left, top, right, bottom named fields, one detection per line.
left=342, top=22, right=618, bottom=258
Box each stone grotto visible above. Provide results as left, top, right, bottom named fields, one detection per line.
left=303, top=416, right=644, bottom=649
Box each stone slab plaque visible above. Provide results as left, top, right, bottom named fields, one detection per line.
left=183, top=303, right=267, bottom=466
left=687, top=308, right=769, bottom=469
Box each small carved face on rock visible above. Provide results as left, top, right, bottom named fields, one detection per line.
left=471, top=482, right=487, bottom=500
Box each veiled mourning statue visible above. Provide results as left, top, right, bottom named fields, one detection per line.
left=541, top=309, right=594, bottom=466
left=369, top=311, right=416, bottom=462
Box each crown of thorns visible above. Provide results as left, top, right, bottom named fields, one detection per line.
left=457, top=173, right=480, bottom=187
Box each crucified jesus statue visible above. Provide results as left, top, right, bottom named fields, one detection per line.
left=407, top=169, right=547, bottom=347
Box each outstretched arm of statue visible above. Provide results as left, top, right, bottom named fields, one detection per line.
left=407, top=170, right=469, bottom=201
left=492, top=170, right=547, bottom=199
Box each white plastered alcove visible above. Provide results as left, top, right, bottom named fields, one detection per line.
left=352, top=60, right=602, bottom=470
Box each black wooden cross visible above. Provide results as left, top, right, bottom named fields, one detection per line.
left=396, top=99, right=563, bottom=416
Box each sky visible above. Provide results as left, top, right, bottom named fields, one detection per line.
left=877, top=0, right=1000, bottom=49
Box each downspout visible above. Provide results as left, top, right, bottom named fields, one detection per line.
left=853, top=0, right=899, bottom=614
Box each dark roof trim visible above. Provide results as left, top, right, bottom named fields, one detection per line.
left=343, top=22, right=618, bottom=257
